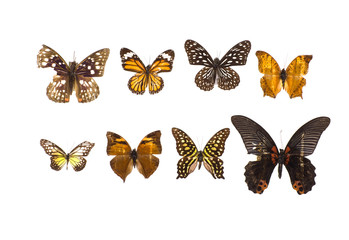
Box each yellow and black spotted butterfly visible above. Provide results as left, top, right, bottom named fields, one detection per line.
left=37, top=45, right=110, bottom=103
left=106, top=131, right=162, bottom=182
left=40, top=139, right=95, bottom=171
left=256, top=51, right=313, bottom=98
left=184, top=39, right=251, bottom=91
left=231, top=115, right=330, bottom=194
left=172, top=128, right=230, bottom=179
left=120, top=48, right=175, bottom=94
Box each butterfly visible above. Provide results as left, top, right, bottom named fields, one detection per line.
left=40, top=139, right=95, bottom=171
left=37, top=45, right=110, bottom=103
left=256, top=51, right=313, bottom=98
left=120, top=48, right=175, bottom=95
left=106, top=131, right=162, bottom=182
left=184, top=39, right=251, bottom=91
left=231, top=115, right=330, bottom=194
left=172, top=128, right=230, bottom=179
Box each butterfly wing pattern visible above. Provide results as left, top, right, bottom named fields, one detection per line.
left=106, top=131, right=162, bottom=182
left=37, top=45, right=110, bottom=103
left=231, top=115, right=329, bottom=194
left=120, top=48, right=175, bottom=94
left=172, top=128, right=229, bottom=179
left=184, top=40, right=251, bottom=91
left=40, top=139, right=94, bottom=171
left=256, top=51, right=312, bottom=98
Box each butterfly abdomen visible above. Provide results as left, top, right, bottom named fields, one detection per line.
left=197, top=151, right=203, bottom=169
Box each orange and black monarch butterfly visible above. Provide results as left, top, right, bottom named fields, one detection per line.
left=184, top=39, right=251, bottom=91
left=256, top=51, right=312, bottom=98
left=37, top=45, right=110, bottom=103
left=106, top=131, right=162, bottom=182
left=120, top=48, right=175, bottom=95
left=231, top=115, right=330, bottom=194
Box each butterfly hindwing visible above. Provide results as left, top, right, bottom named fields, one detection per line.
left=40, top=139, right=67, bottom=171
left=68, top=141, right=95, bottom=171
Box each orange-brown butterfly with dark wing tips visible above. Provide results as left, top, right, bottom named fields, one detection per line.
left=120, top=48, right=175, bottom=95
left=231, top=115, right=330, bottom=194
left=40, top=139, right=95, bottom=171
left=37, top=45, right=110, bottom=103
left=256, top=51, right=312, bottom=98
left=172, top=128, right=230, bottom=179
left=106, top=131, right=162, bottom=182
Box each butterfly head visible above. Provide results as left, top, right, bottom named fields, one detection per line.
left=130, top=149, right=137, bottom=167
left=213, top=58, right=220, bottom=68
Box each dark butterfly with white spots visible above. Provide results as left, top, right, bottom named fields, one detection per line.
left=172, top=127, right=230, bottom=179
left=184, top=39, right=251, bottom=91
left=37, top=45, right=110, bottom=103
left=231, top=115, right=330, bottom=194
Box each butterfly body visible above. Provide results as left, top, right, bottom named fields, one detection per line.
left=231, top=115, right=330, bottom=194
left=172, top=128, right=230, bottom=179
left=37, top=45, right=110, bottom=103
left=184, top=39, right=251, bottom=91
left=106, top=131, right=162, bottom=182
left=120, top=48, right=175, bottom=95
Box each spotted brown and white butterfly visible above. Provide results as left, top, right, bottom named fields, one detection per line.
left=37, top=45, right=110, bottom=103
left=40, top=139, right=95, bottom=171
left=184, top=40, right=251, bottom=91
left=106, top=131, right=162, bottom=182
left=120, top=48, right=175, bottom=95
left=172, top=128, right=230, bottom=179
left=231, top=115, right=330, bottom=194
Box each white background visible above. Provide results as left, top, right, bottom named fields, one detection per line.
left=0, top=0, right=348, bottom=239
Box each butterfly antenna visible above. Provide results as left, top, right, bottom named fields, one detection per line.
left=73, top=51, right=76, bottom=62
left=280, top=130, right=284, bottom=149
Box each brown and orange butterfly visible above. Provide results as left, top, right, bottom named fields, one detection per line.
left=37, top=45, right=110, bottom=103
left=40, top=139, right=95, bottom=171
left=231, top=115, right=330, bottom=194
left=256, top=51, right=312, bottom=98
left=106, top=131, right=162, bottom=182
left=120, top=48, right=175, bottom=94
left=172, top=128, right=230, bottom=179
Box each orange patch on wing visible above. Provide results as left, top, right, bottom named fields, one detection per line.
left=256, top=180, right=268, bottom=194
left=292, top=180, right=305, bottom=194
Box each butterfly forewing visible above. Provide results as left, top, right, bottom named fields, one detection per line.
left=285, top=117, right=330, bottom=157
left=231, top=115, right=277, bottom=155
left=75, top=48, right=110, bottom=77
left=184, top=40, right=214, bottom=66
left=40, top=139, right=67, bottom=171
left=37, top=45, right=70, bottom=74
left=120, top=48, right=146, bottom=73
left=219, top=40, right=251, bottom=67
